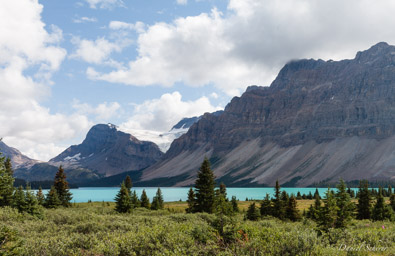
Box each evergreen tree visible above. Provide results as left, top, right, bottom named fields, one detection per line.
left=335, top=179, right=354, bottom=228
left=24, top=185, right=42, bottom=217
left=186, top=187, right=196, bottom=213
left=44, top=186, right=61, bottom=209
left=131, top=190, right=140, bottom=208
left=151, top=188, right=164, bottom=210
left=272, top=180, right=285, bottom=219
left=307, top=193, right=321, bottom=220
left=296, top=191, right=302, bottom=200
left=357, top=180, right=372, bottom=220
left=260, top=193, right=273, bottom=216
left=114, top=182, right=132, bottom=213
left=36, top=187, right=45, bottom=206
left=286, top=195, right=300, bottom=221
left=0, top=155, right=14, bottom=207
left=313, top=188, right=320, bottom=199
left=388, top=185, right=392, bottom=198
left=372, top=187, right=393, bottom=221
left=12, top=186, right=26, bottom=212
left=53, top=166, right=72, bottom=207
left=219, top=182, right=227, bottom=200
left=125, top=175, right=133, bottom=191
left=245, top=202, right=260, bottom=221
left=318, top=189, right=338, bottom=232
left=231, top=196, right=239, bottom=213
left=140, top=189, right=150, bottom=209
left=194, top=158, right=216, bottom=213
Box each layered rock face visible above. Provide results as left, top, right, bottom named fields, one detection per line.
left=142, top=42, right=395, bottom=186
left=50, top=124, right=163, bottom=176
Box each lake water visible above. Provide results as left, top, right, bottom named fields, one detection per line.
left=40, top=187, right=359, bottom=203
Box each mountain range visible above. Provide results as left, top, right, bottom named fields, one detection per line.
left=3, top=42, right=395, bottom=187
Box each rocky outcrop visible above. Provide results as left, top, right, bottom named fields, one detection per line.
left=50, top=124, right=163, bottom=177
left=0, top=141, right=38, bottom=169
left=142, top=42, right=395, bottom=186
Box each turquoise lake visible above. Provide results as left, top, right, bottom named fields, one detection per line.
left=40, top=187, right=359, bottom=203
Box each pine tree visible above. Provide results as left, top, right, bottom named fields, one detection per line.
left=335, top=179, right=354, bottom=228
left=260, top=193, right=273, bottom=216
left=0, top=155, right=14, bottom=207
left=131, top=190, right=140, bottom=208
left=372, top=187, right=393, bottom=221
left=231, top=196, right=239, bottom=212
left=219, top=182, right=227, bottom=200
left=186, top=187, right=196, bottom=213
left=140, top=189, right=150, bottom=209
left=357, top=180, right=372, bottom=220
left=286, top=195, right=300, bottom=221
left=318, top=189, right=338, bottom=232
left=388, top=185, right=392, bottom=198
left=313, top=188, right=320, bottom=199
left=246, top=202, right=260, bottom=221
left=272, top=180, right=285, bottom=219
left=114, top=182, right=132, bottom=213
left=151, top=188, right=164, bottom=210
left=24, top=185, right=42, bottom=217
left=307, top=192, right=321, bottom=220
left=125, top=175, right=133, bottom=191
left=53, top=166, right=72, bottom=207
left=44, top=186, right=61, bottom=208
left=36, top=187, right=45, bottom=206
left=12, top=186, right=26, bottom=212
left=194, top=158, right=216, bottom=213
left=296, top=191, right=302, bottom=200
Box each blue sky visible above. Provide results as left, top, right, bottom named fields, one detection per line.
left=2, top=0, right=395, bottom=161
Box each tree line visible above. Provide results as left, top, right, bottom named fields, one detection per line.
left=0, top=152, right=73, bottom=217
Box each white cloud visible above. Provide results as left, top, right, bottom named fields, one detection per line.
left=120, top=91, right=222, bottom=132
left=176, top=0, right=187, bottom=5
left=109, top=21, right=145, bottom=33
left=73, top=16, right=97, bottom=23
left=72, top=100, right=121, bottom=121
left=70, top=37, right=123, bottom=64
left=85, top=0, right=124, bottom=9
left=87, top=0, right=395, bottom=96
left=0, top=0, right=92, bottom=161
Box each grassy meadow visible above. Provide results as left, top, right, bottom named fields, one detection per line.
left=1, top=200, right=394, bottom=256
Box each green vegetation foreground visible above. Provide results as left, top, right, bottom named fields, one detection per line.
left=1, top=203, right=394, bottom=255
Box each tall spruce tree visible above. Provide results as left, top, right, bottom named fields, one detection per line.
left=195, top=158, right=216, bottom=213
left=357, top=180, right=371, bottom=220
left=12, top=186, right=26, bottom=212
left=36, top=187, right=45, bottom=206
left=125, top=175, right=133, bottom=191
left=0, top=155, right=14, bottom=207
left=231, top=196, right=239, bottom=212
left=131, top=190, right=140, bottom=208
left=114, top=182, right=132, bottom=213
left=151, top=188, right=164, bottom=210
left=260, top=193, right=273, bottom=217
left=53, top=166, right=72, bottom=207
left=286, top=195, right=300, bottom=221
left=307, top=192, right=321, bottom=220
left=140, top=189, right=150, bottom=209
left=372, top=187, right=393, bottom=221
left=272, top=180, right=285, bottom=219
left=318, top=189, right=338, bottom=232
left=24, top=185, right=42, bottom=217
left=186, top=187, right=196, bottom=213
left=335, top=179, right=354, bottom=228
left=44, top=186, right=61, bottom=209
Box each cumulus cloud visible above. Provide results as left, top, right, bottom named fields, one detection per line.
left=0, top=0, right=91, bottom=161
left=120, top=91, right=222, bottom=132
left=87, top=0, right=395, bottom=95
left=85, top=0, right=124, bottom=9
left=72, top=100, right=121, bottom=122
